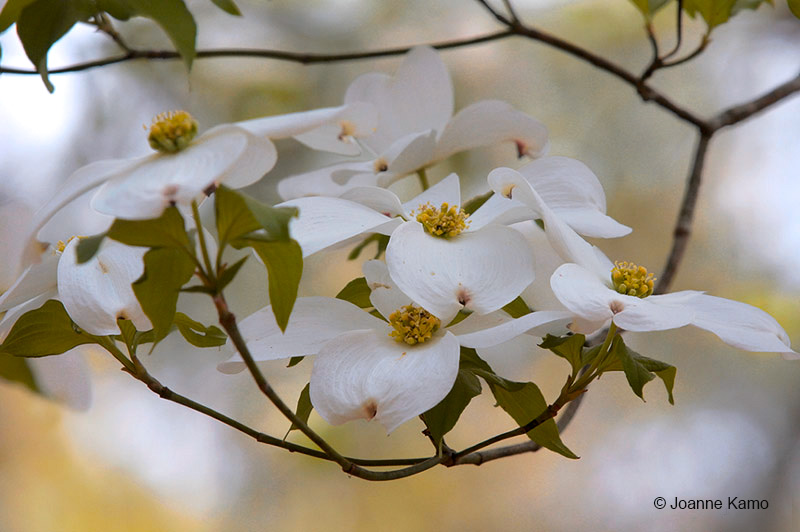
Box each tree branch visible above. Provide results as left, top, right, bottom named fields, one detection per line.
left=710, top=71, right=800, bottom=131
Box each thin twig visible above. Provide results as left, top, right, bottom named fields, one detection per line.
left=661, top=0, right=684, bottom=61
left=710, top=71, right=800, bottom=130
left=501, top=0, right=521, bottom=23
left=655, top=131, right=711, bottom=294
left=93, top=13, right=132, bottom=53
left=473, top=0, right=512, bottom=25
left=660, top=34, right=709, bottom=69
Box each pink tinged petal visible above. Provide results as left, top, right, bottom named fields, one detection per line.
left=309, top=329, right=460, bottom=433
left=453, top=310, right=574, bottom=349
left=375, top=130, right=438, bottom=187
left=28, top=349, right=92, bottom=410
left=434, top=100, right=549, bottom=162
left=292, top=102, right=378, bottom=156
left=345, top=46, right=453, bottom=154
left=92, top=126, right=265, bottom=220
left=217, top=297, right=386, bottom=374
left=340, top=187, right=405, bottom=217
left=57, top=239, right=151, bottom=336
left=22, top=157, right=148, bottom=267
left=386, top=221, right=535, bottom=320
left=489, top=167, right=613, bottom=279
left=279, top=196, right=397, bottom=257
left=0, top=251, right=59, bottom=313
left=690, top=294, right=797, bottom=357
left=519, top=157, right=630, bottom=238
left=276, top=161, right=377, bottom=200
left=401, top=172, right=461, bottom=217
left=362, top=259, right=412, bottom=319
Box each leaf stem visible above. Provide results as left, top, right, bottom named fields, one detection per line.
left=191, top=200, right=215, bottom=282
left=417, top=168, right=430, bottom=191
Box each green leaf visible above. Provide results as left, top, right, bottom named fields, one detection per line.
left=489, top=380, right=579, bottom=459
left=215, top=186, right=296, bottom=245
left=75, top=233, right=107, bottom=264
left=462, top=191, right=493, bottom=215
left=287, top=356, right=304, bottom=368
left=501, top=296, right=531, bottom=318
left=209, top=0, right=241, bottom=16
left=540, top=334, right=586, bottom=375
left=0, top=300, right=102, bottom=357
left=0, top=0, right=38, bottom=33
left=335, top=277, right=373, bottom=309
left=287, top=383, right=313, bottom=433
left=217, top=256, right=248, bottom=292
left=608, top=335, right=676, bottom=403
left=133, top=247, right=196, bottom=346
left=422, top=368, right=481, bottom=446
left=16, top=0, right=94, bottom=92
left=629, top=0, right=673, bottom=17
left=236, top=239, right=302, bottom=333
left=107, top=206, right=192, bottom=250
left=0, top=354, right=38, bottom=393
left=789, top=0, right=800, bottom=18
left=173, top=312, right=226, bottom=347
left=683, top=0, right=737, bottom=28
left=112, top=0, right=196, bottom=69
left=347, top=234, right=390, bottom=260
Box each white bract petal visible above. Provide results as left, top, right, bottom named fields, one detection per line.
left=0, top=197, right=33, bottom=291
left=386, top=221, right=534, bottom=321
left=401, top=172, right=461, bottom=217
left=279, top=196, right=397, bottom=257
left=310, top=329, right=460, bottom=433
left=434, top=99, right=549, bottom=161
left=374, top=130, right=438, bottom=187
left=345, top=46, right=453, bottom=154
left=362, top=259, right=412, bottom=319
left=340, top=186, right=405, bottom=217
left=690, top=294, right=797, bottom=358
left=277, top=161, right=378, bottom=200
left=450, top=309, right=572, bottom=348
left=518, top=157, right=631, bottom=238
left=92, top=125, right=275, bottom=219
left=57, top=238, right=151, bottom=336
left=217, top=297, right=385, bottom=374
left=0, top=251, right=59, bottom=313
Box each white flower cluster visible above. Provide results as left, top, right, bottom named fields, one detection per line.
left=1, top=47, right=795, bottom=427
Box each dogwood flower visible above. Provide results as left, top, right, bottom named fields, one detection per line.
left=218, top=261, right=571, bottom=432
left=277, top=46, right=549, bottom=199
left=1, top=237, right=151, bottom=337
left=488, top=166, right=797, bottom=359
left=22, top=104, right=376, bottom=266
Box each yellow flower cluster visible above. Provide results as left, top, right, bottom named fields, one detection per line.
left=148, top=110, right=198, bottom=153
left=388, top=304, right=441, bottom=345
left=414, top=202, right=469, bottom=238
left=611, top=260, right=656, bottom=298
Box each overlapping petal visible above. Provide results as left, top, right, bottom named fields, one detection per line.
left=362, top=260, right=412, bottom=319
left=310, top=329, right=460, bottom=432
left=57, top=238, right=151, bottom=336
left=386, top=221, right=534, bottom=321
left=451, top=310, right=573, bottom=349
left=434, top=100, right=549, bottom=161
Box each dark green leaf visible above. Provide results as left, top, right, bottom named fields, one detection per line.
left=629, top=0, right=673, bottom=17
left=0, top=300, right=102, bottom=357
left=76, top=233, right=107, bottom=264
left=241, top=194, right=296, bottom=241
left=209, top=0, right=241, bottom=16
left=489, top=380, right=578, bottom=459
left=501, top=296, right=531, bottom=318
left=117, top=0, right=196, bottom=69
left=217, top=256, right=248, bottom=292
left=133, top=247, right=196, bottom=346
left=789, top=0, right=800, bottom=18
left=107, top=207, right=192, bottom=250
left=462, top=191, right=493, bottom=215
left=683, top=0, right=737, bottom=29
left=611, top=335, right=655, bottom=401
left=0, top=0, right=38, bottom=33
left=235, top=239, right=302, bottom=332
left=422, top=368, right=481, bottom=446
left=215, top=186, right=296, bottom=245
left=347, top=233, right=389, bottom=260
left=16, top=0, right=94, bottom=92
left=540, top=334, right=585, bottom=375
left=287, top=356, right=304, bottom=368
left=173, top=312, right=226, bottom=347
left=335, top=277, right=372, bottom=309
left=0, top=354, right=38, bottom=393
left=287, top=383, right=313, bottom=433
left=633, top=351, right=677, bottom=405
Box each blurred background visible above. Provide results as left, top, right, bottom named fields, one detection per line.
left=1, top=0, right=799, bottom=530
